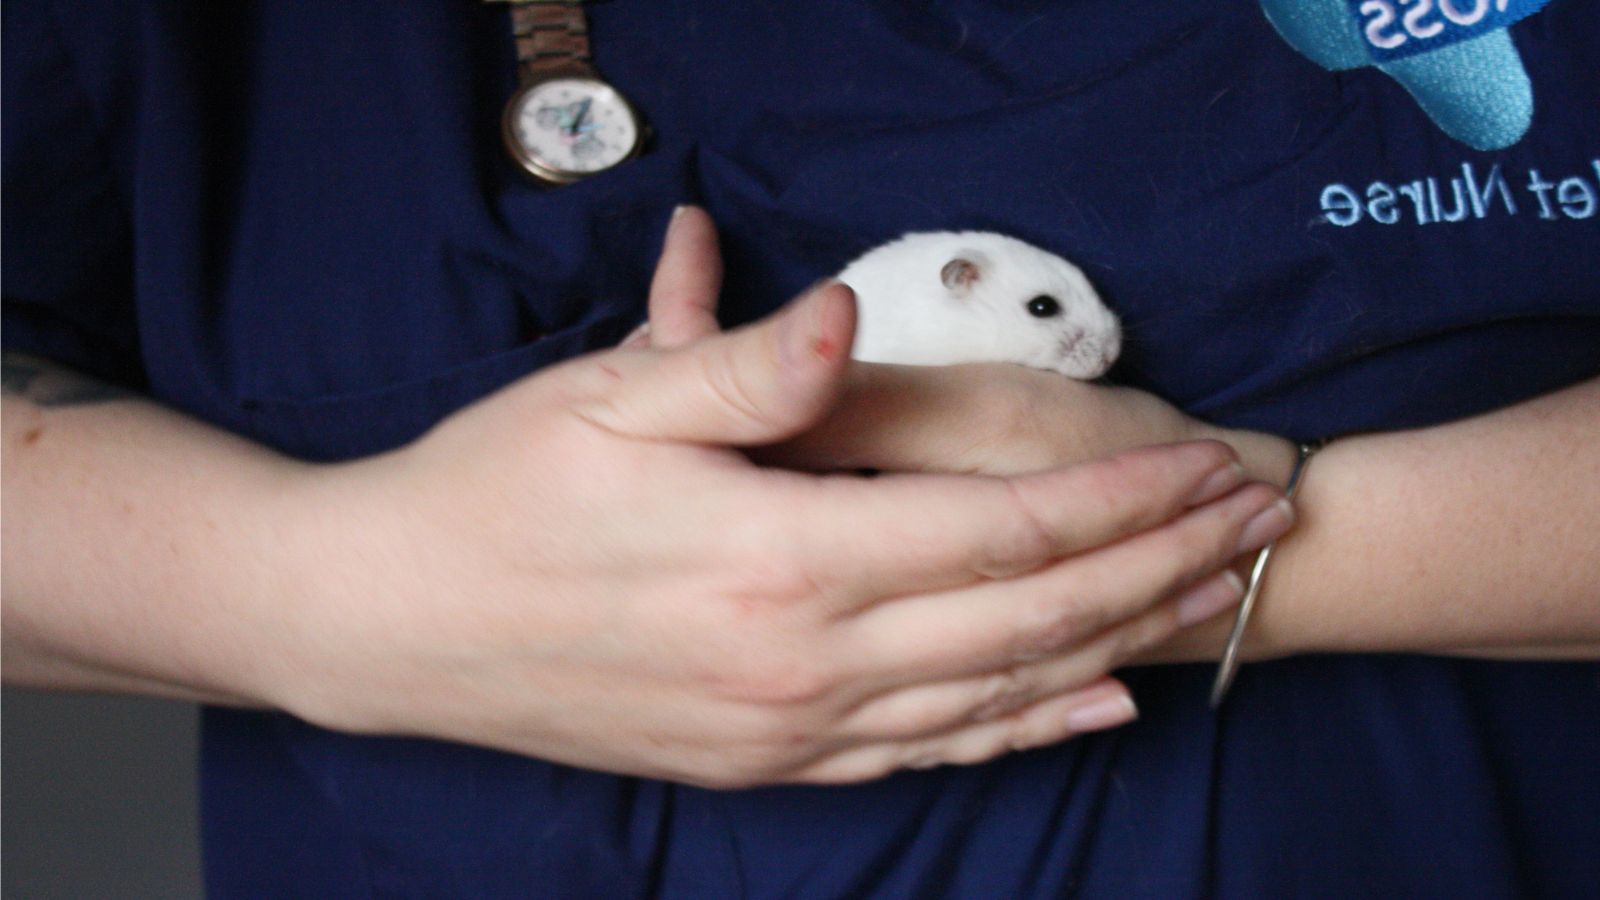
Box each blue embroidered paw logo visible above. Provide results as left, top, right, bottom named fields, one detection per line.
left=1259, top=0, right=1551, bottom=151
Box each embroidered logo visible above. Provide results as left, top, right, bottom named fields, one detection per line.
left=1259, top=0, right=1552, bottom=150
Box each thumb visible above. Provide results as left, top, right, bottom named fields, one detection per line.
left=577, top=282, right=857, bottom=446
left=647, top=205, right=724, bottom=348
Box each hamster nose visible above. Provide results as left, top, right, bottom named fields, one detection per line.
left=1058, top=327, right=1087, bottom=355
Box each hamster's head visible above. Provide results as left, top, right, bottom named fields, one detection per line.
left=937, top=235, right=1121, bottom=379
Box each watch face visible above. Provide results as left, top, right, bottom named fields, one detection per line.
left=503, top=77, right=642, bottom=183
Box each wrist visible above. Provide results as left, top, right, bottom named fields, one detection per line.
left=256, top=445, right=488, bottom=734
left=1185, top=420, right=1298, bottom=489
left=1139, top=423, right=1303, bottom=666
left=165, top=454, right=333, bottom=710
left=249, top=457, right=408, bottom=728
left=1211, top=438, right=1321, bottom=665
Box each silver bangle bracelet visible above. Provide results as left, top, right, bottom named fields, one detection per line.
left=1209, top=441, right=1321, bottom=709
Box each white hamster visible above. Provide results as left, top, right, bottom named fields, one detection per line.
left=837, top=231, right=1121, bottom=379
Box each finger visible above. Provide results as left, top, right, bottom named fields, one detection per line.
left=572, top=282, right=858, bottom=446
left=839, top=483, right=1286, bottom=684
left=796, top=678, right=1137, bottom=784
left=834, top=570, right=1242, bottom=741
left=756, top=361, right=1040, bottom=474
left=648, top=205, right=724, bottom=348
left=782, top=440, right=1246, bottom=605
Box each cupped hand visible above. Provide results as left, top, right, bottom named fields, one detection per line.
left=266, top=208, right=1290, bottom=789
left=619, top=211, right=1222, bottom=479
left=760, top=361, right=1296, bottom=486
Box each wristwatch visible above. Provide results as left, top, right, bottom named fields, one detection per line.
left=493, top=0, right=646, bottom=184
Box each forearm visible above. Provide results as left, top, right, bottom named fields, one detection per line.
left=2, top=354, right=309, bottom=705
left=1193, top=377, right=1600, bottom=660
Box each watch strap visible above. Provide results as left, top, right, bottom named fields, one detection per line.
left=492, top=0, right=595, bottom=82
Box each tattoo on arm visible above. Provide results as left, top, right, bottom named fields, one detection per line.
left=1, top=353, right=138, bottom=407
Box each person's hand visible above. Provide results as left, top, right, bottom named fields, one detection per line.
left=263, top=208, right=1291, bottom=789
left=624, top=216, right=1294, bottom=486
left=759, top=362, right=1297, bottom=488
left=765, top=362, right=1252, bottom=477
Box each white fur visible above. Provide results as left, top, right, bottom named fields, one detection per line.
left=837, top=231, right=1120, bottom=379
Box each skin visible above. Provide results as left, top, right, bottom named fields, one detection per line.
left=698, top=208, right=1598, bottom=664
left=1, top=209, right=1300, bottom=789
left=776, top=363, right=1600, bottom=662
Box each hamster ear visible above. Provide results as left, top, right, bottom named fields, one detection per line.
left=940, top=256, right=982, bottom=295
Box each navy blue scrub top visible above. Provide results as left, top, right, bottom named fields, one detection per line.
left=6, top=2, right=1599, bottom=896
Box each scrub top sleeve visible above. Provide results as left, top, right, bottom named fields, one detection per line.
left=2, top=2, right=142, bottom=389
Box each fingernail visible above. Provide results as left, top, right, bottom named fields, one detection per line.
left=1176, top=569, right=1246, bottom=626
left=799, top=277, right=833, bottom=296
left=1236, top=498, right=1295, bottom=555
left=1064, top=687, right=1139, bottom=732
left=620, top=321, right=651, bottom=348
left=671, top=203, right=691, bottom=219
left=1187, top=461, right=1246, bottom=506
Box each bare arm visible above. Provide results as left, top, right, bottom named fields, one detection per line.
left=0, top=210, right=1295, bottom=786
left=768, top=362, right=1600, bottom=661
left=634, top=209, right=1599, bottom=664
left=1204, top=375, right=1600, bottom=661
left=2, top=354, right=305, bottom=706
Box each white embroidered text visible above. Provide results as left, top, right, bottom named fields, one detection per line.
left=1319, top=158, right=1600, bottom=227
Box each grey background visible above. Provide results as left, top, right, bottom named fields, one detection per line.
left=3, top=689, right=203, bottom=899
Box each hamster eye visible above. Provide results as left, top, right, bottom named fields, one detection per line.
left=1026, top=295, right=1062, bottom=318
